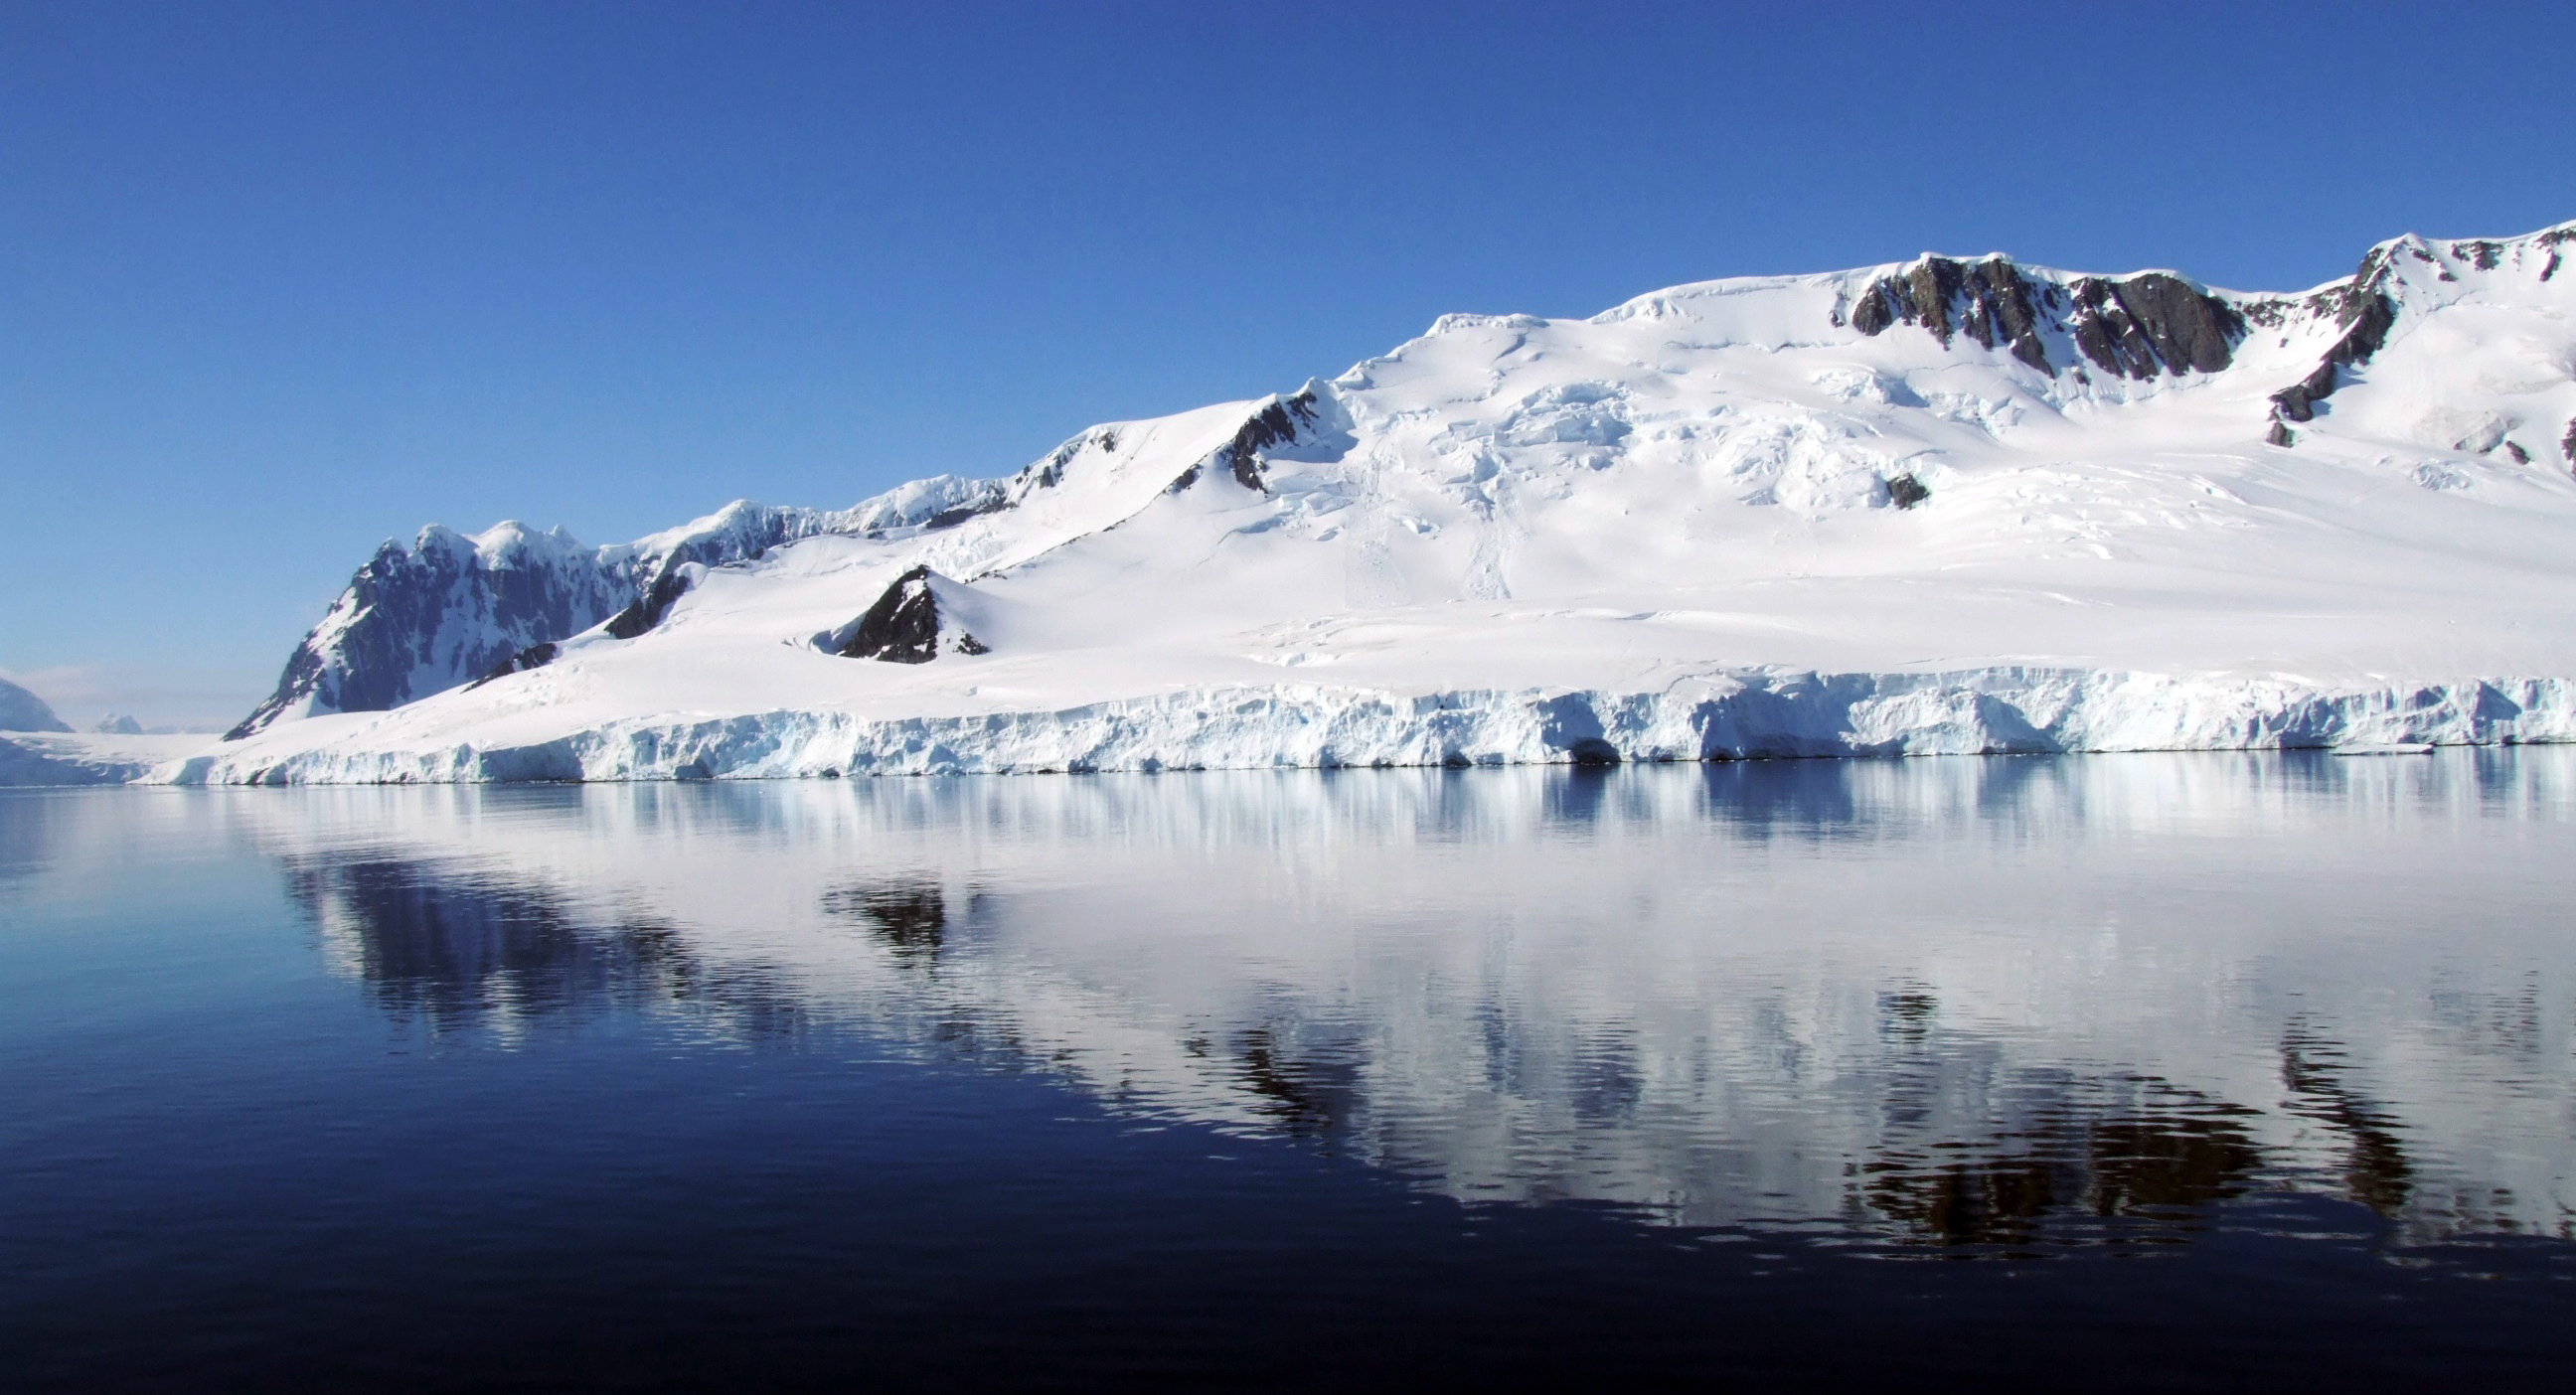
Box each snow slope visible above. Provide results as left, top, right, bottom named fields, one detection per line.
left=179, top=220, right=2576, bottom=783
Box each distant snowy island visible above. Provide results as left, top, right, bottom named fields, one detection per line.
left=47, top=221, right=2576, bottom=784
left=0, top=678, right=206, bottom=786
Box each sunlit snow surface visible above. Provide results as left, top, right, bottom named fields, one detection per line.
left=184, top=225, right=2576, bottom=781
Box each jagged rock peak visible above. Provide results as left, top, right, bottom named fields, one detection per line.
left=226, top=506, right=829, bottom=740
left=1847, top=254, right=2244, bottom=381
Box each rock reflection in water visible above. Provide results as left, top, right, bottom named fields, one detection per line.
left=290, top=855, right=809, bottom=1040
left=822, top=880, right=953, bottom=967
left=1863, top=1070, right=2263, bottom=1248
left=2281, top=1019, right=2415, bottom=1217
left=248, top=752, right=2576, bottom=1248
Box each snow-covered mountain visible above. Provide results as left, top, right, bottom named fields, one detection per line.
left=221, top=484, right=994, bottom=738
left=185, top=220, right=2576, bottom=783
left=0, top=677, right=71, bottom=733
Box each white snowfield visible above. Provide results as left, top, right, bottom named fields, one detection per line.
left=170, top=222, right=2576, bottom=784
left=0, top=732, right=208, bottom=787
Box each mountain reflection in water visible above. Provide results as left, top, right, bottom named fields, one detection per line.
left=260, top=752, right=2576, bottom=1251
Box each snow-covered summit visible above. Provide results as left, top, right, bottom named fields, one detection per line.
left=191, top=219, right=2576, bottom=783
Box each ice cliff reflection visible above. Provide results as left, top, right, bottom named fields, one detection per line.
left=262, top=753, right=2576, bottom=1250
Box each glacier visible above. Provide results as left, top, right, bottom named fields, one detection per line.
left=140, top=220, right=2576, bottom=783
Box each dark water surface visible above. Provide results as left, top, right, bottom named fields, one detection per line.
left=5, top=754, right=2573, bottom=1391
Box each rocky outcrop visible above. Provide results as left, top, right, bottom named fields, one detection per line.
left=2266, top=289, right=2398, bottom=434
left=1885, top=475, right=1930, bottom=510
left=922, top=488, right=1012, bottom=531
left=1851, top=256, right=2055, bottom=372
left=2258, top=241, right=2421, bottom=443
left=1170, top=390, right=1325, bottom=494
left=465, top=642, right=559, bottom=691
left=227, top=527, right=628, bottom=740
left=2062, top=272, right=2244, bottom=379
left=1849, top=256, right=2244, bottom=381
left=1218, top=389, right=1322, bottom=492
left=831, top=566, right=985, bottom=664
left=602, top=567, right=695, bottom=640
left=228, top=504, right=845, bottom=740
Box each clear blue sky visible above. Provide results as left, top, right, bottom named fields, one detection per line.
left=6, top=0, right=2573, bottom=726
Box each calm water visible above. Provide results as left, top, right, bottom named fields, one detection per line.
left=5, top=754, right=2574, bottom=1390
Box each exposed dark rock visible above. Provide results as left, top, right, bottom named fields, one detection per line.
left=2268, top=290, right=2398, bottom=426
left=1172, top=389, right=1323, bottom=494
left=1850, top=256, right=2054, bottom=373
left=466, top=642, right=560, bottom=690
left=832, top=565, right=982, bottom=663
left=2267, top=419, right=2297, bottom=448
left=2269, top=363, right=2338, bottom=427
left=2505, top=441, right=2531, bottom=465
left=1885, top=474, right=1931, bottom=510
left=837, top=565, right=940, bottom=662
left=1022, top=428, right=1123, bottom=494
left=603, top=566, right=695, bottom=640
left=2064, top=273, right=2246, bottom=379
left=922, top=489, right=1009, bottom=531
left=227, top=646, right=322, bottom=739
left=1034, top=443, right=1075, bottom=490
left=227, top=531, right=633, bottom=739
left=232, top=504, right=847, bottom=740
left=1850, top=256, right=2242, bottom=381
